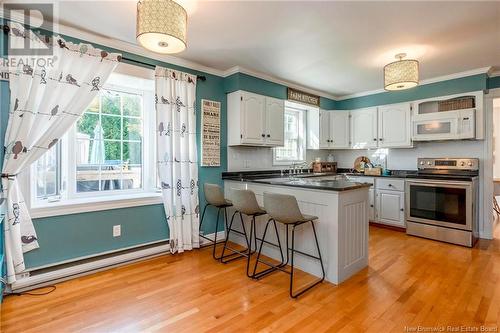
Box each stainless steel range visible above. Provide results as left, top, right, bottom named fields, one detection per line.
left=405, top=158, right=479, bottom=247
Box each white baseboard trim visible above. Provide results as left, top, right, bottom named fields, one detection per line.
left=9, top=231, right=226, bottom=293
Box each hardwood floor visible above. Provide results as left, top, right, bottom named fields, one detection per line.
left=2, top=226, right=500, bottom=332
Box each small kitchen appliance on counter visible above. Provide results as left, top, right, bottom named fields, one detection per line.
left=405, top=158, right=479, bottom=247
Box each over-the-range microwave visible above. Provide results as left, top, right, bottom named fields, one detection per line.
left=412, top=108, right=475, bottom=141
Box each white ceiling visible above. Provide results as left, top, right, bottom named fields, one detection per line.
left=28, top=1, right=500, bottom=97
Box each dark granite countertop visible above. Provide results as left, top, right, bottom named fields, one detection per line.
left=222, top=171, right=371, bottom=192
left=222, top=168, right=478, bottom=189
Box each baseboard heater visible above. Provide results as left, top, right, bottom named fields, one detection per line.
left=9, top=231, right=225, bottom=293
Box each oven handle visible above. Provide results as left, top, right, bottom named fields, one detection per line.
left=405, top=178, right=473, bottom=188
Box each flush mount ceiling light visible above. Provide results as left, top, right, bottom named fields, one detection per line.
left=136, top=0, right=187, bottom=54
left=384, top=53, right=419, bottom=91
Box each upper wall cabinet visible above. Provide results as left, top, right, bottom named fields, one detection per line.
left=351, top=107, right=378, bottom=149
left=227, top=90, right=284, bottom=147
left=319, top=110, right=350, bottom=149
left=378, top=103, right=412, bottom=148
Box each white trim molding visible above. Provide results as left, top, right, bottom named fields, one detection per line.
left=223, top=66, right=340, bottom=101
left=337, top=67, right=492, bottom=101
left=10, top=230, right=225, bottom=292
left=30, top=192, right=163, bottom=219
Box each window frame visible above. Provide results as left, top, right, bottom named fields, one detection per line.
left=273, top=103, right=307, bottom=166
left=24, top=76, right=162, bottom=218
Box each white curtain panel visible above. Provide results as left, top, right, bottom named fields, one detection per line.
left=3, top=23, right=120, bottom=283
left=155, top=66, right=199, bottom=254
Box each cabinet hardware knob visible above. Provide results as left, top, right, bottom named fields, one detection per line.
left=261, top=134, right=265, bottom=137
left=267, top=134, right=270, bottom=137
left=373, top=138, right=377, bottom=141
left=388, top=184, right=393, bottom=187
left=400, top=208, right=404, bottom=211
left=379, top=138, right=383, bottom=141
left=370, top=204, right=374, bottom=207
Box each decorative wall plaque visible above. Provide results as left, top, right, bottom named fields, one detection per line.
left=287, top=87, right=320, bottom=107
left=201, top=99, right=221, bottom=167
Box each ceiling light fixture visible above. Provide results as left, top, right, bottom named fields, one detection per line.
left=384, top=53, right=419, bottom=91
left=136, top=0, right=187, bottom=54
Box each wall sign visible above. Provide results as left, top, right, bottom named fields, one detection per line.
left=287, top=87, right=320, bottom=107
left=0, top=63, right=10, bottom=82
left=201, top=99, right=221, bottom=167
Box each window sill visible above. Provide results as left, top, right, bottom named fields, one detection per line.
left=30, top=192, right=163, bottom=219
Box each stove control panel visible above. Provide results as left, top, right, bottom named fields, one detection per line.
left=417, top=158, right=479, bottom=171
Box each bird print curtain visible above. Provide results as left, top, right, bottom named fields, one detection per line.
left=3, top=23, right=120, bottom=283
left=155, top=66, right=199, bottom=254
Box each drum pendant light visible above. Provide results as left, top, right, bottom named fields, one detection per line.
left=384, top=53, right=419, bottom=91
left=136, top=0, right=187, bottom=54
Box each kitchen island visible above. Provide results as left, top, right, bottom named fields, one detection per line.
left=222, top=172, right=371, bottom=284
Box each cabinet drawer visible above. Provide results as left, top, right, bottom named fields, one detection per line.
left=375, top=178, right=405, bottom=191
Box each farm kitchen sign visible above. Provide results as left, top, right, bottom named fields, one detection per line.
left=287, top=88, right=320, bottom=107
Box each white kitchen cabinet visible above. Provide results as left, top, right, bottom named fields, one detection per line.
left=376, top=189, right=405, bottom=227
left=306, top=107, right=320, bottom=149
left=378, top=103, right=412, bottom=148
left=227, top=90, right=284, bottom=146
left=351, top=107, right=378, bottom=149
left=265, top=97, right=285, bottom=145
left=330, top=111, right=351, bottom=148
left=319, top=110, right=350, bottom=149
left=319, top=109, right=331, bottom=149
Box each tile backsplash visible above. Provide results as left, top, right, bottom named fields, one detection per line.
left=227, top=147, right=333, bottom=171
left=227, top=140, right=485, bottom=172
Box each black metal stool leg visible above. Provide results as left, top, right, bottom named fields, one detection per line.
left=289, top=220, right=325, bottom=298
left=220, top=210, right=251, bottom=263
left=246, top=215, right=258, bottom=277
left=199, top=203, right=209, bottom=231
left=211, top=208, right=221, bottom=260
left=251, top=219, right=286, bottom=279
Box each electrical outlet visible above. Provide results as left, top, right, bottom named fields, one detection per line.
left=113, top=225, right=121, bottom=237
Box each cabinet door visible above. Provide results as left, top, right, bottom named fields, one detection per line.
left=351, top=107, right=378, bottom=149
left=319, top=110, right=331, bottom=149
left=265, top=97, right=284, bottom=146
left=330, top=111, right=351, bottom=149
left=368, top=188, right=375, bottom=221
left=378, top=103, right=412, bottom=148
left=376, top=189, right=405, bottom=227
left=241, top=92, right=266, bottom=144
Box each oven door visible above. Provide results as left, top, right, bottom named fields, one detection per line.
left=405, top=179, right=472, bottom=231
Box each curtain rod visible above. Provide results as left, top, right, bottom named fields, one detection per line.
left=1, top=24, right=207, bottom=82
left=121, top=56, right=207, bottom=82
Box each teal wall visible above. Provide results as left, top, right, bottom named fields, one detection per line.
left=0, top=23, right=227, bottom=270
left=488, top=76, right=500, bottom=90
left=336, top=74, right=489, bottom=110
left=224, top=72, right=337, bottom=109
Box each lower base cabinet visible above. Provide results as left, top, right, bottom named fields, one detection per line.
left=375, top=189, right=405, bottom=228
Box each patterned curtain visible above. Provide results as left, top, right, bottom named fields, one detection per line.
left=3, top=23, right=121, bottom=283
left=155, top=66, right=199, bottom=254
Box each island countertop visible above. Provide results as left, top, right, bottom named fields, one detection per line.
left=222, top=171, right=372, bottom=192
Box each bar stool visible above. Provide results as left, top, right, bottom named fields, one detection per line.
left=199, top=183, right=235, bottom=260
left=220, top=189, right=268, bottom=275
left=252, top=192, right=325, bottom=298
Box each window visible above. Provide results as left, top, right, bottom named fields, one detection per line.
left=75, top=90, right=143, bottom=193
left=27, top=70, right=159, bottom=215
left=273, top=103, right=307, bottom=165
